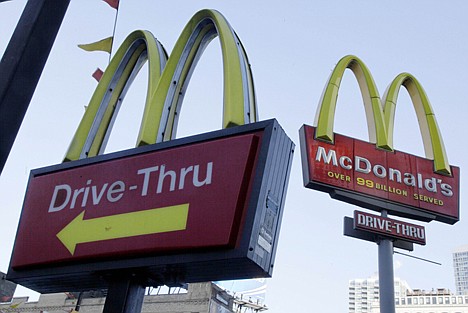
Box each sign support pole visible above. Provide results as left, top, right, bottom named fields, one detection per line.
left=0, top=0, right=70, bottom=174
left=377, top=210, right=396, bottom=313
left=102, top=275, right=145, bottom=313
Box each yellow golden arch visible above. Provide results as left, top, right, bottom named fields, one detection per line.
left=314, top=55, right=451, bottom=175
left=65, top=9, right=257, bottom=162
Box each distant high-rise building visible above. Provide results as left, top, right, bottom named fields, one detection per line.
left=348, top=276, right=411, bottom=313
left=453, top=244, right=468, bottom=295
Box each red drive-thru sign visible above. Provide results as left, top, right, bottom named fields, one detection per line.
left=354, top=210, right=426, bottom=245
left=8, top=120, right=294, bottom=293
left=300, top=125, right=460, bottom=224
left=8, top=11, right=295, bottom=297
left=12, top=134, right=257, bottom=268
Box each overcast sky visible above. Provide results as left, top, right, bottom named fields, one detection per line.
left=1, top=1, right=468, bottom=312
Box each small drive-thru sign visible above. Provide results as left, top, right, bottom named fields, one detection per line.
left=353, top=210, right=426, bottom=245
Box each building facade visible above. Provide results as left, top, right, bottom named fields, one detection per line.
left=453, top=245, right=468, bottom=295
left=0, top=282, right=267, bottom=313
left=372, top=288, right=468, bottom=313
left=349, top=276, right=411, bottom=313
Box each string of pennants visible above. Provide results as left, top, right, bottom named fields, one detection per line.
left=77, top=0, right=120, bottom=82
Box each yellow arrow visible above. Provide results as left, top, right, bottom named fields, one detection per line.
left=56, top=203, right=189, bottom=255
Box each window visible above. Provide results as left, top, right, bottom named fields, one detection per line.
left=425, top=297, right=430, bottom=304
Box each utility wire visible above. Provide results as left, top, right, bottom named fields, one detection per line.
left=394, top=250, right=442, bottom=266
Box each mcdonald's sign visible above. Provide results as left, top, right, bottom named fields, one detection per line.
left=300, top=55, right=459, bottom=224
left=8, top=10, right=294, bottom=293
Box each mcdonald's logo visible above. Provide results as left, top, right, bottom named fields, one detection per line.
left=300, top=55, right=459, bottom=224
left=64, top=9, right=257, bottom=162
left=8, top=10, right=294, bottom=293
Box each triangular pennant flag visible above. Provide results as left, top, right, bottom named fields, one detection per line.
left=92, top=68, right=104, bottom=82
left=102, top=0, right=119, bottom=9
left=78, top=37, right=113, bottom=53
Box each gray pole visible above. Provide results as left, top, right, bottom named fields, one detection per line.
left=378, top=210, right=395, bottom=313
left=103, top=275, right=146, bottom=313
left=0, top=0, right=70, bottom=174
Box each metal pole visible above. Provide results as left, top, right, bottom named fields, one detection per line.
left=378, top=210, right=395, bottom=313
left=103, top=275, right=146, bottom=313
left=74, top=292, right=84, bottom=311
left=0, top=0, right=70, bottom=174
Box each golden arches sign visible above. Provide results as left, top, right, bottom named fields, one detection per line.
left=8, top=9, right=296, bottom=293
left=314, top=55, right=450, bottom=175
left=301, top=55, right=459, bottom=224
left=65, top=9, right=257, bottom=162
